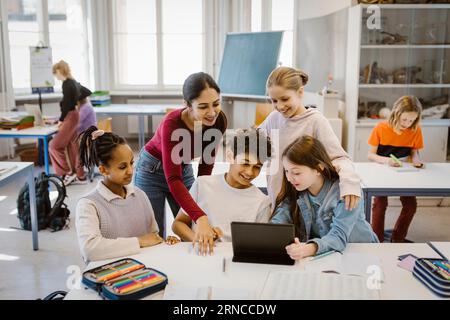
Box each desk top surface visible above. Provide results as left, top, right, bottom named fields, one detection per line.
left=0, top=161, right=33, bottom=183
left=0, top=125, right=58, bottom=136
left=94, top=104, right=182, bottom=115
left=65, top=242, right=446, bottom=300
left=355, top=162, right=450, bottom=190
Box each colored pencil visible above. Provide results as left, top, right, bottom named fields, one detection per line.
left=389, top=154, right=402, bottom=166
left=117, top=276, right=164, bottom=294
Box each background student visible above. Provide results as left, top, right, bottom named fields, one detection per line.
left=76, top=85, right=97, bottom=135
left=76, top=126, right=170, bottom=263
left=271, top=135, right=378, bottom=261
left=134, top=72, right=227, bottom=255
left=49, top=60, right=85, bottom=186
left=172, top=128, right=272, bottom=254
left=259, top=66, right=360, bottom=211
left=368, top=95, right=424, bottom=243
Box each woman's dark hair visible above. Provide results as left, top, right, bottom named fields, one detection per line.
left=182, top=72, right=221, bottom=107
left=271, top=135, right=339, bottom=240
left=228, top=128, right=272, bottom=164
left=79, top=126, right=127, bottom=175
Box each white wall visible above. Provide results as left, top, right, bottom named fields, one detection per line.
left=298, top=0, right=353, bottom=20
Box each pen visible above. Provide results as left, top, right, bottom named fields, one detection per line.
left=427, top=242, right=449, bottom=261
left=310, top=250, right=340, bottom=261
left=389, top=154, right=402, bottom=166
left=222, top=257, right=226, bottom=273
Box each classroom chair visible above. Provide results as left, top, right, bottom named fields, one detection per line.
left=254, top=103, right=274, bottom=127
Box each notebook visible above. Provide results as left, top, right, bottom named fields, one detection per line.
left=0, top=164, right=18, bottom=177
left=259, top=271, right=380, bottom=300
left=387, top=163, right=420, bottom=172
left=163, top=284, right=255, bottom=300
left=302, top=252, right=384, bottom=280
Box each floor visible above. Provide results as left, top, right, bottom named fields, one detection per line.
left=0, top=140, right=449, bottom=299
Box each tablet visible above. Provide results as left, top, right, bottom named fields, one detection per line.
left=231, top=222, right=295, bottom=265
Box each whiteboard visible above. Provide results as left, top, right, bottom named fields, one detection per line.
left=218, top=32, right=283, bottom=98
left=30, top=46, right=54, bottom=93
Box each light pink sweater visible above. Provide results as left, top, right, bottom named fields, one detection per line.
left=259, top=108, right=361, bottom=204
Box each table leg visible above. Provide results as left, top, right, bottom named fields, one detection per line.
left=138, top=116, right=145, bottom=150
left=43, top=137, right=50, bottom=175
left=27, top=166, right=39, bottom=251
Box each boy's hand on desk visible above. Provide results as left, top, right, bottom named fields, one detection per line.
left=165, top=235, right=181, bottom=245
left=344, top=195, right=360, bottom=211
left=212, top=227, right=223, bottom=241
left=138, top=233, right=164, bottom=247
left=285, top=238, right=318, bottom=260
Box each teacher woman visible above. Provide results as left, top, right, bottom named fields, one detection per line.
left=134, top=72, right=227, bottom=255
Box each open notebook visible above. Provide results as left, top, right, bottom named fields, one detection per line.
left=387, top=163, right=420, bottom=172
left=163, top=284, right=255, bottom=300
left=302, top=251, right=384, bottom=280
left=260, top=271, right=380, bottom=300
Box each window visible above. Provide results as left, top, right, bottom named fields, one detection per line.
left=251, top=0, right=295, bottom=67
left=272, top=0, right=294, bottom=67
left=7, top=0, right=40, bottom=90
left=6, top=0, right=90, bottom=93
left=251, top=0, right=262, bottom=32
left=48, top=0, right=90, bottom=86
left=111, top=0, right=204, bottom=89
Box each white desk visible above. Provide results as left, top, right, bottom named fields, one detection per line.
left=93, top=104, right=182, bottom=150
left=0, top=125, right=58, bottom=175
left=0, top=162, right=38, bottom=250
left=64, top=242, right=446, bottom=300
left=355, top=162, right=450, bottom=222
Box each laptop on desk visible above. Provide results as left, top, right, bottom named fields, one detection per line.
left=231, top=222, right=295, bottom=266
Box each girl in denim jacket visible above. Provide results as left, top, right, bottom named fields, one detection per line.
left=270, top=135, right=378, bottom=261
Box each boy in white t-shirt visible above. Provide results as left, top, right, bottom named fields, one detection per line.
left=172, top=128, right=272, bottom=243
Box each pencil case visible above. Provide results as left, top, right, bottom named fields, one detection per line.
left=82, top=258, right=168, bottom=300
left=412, top=258, right=450, bottom=298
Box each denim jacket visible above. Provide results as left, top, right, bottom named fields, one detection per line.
left=271, top=179, right=378, bottom=254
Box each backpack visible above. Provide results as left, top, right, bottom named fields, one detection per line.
left=17, top=173, right=70, bottom=232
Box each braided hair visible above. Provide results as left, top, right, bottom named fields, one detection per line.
left=79, top=126, right=127, bottom=176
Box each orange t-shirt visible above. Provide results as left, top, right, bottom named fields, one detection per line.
left=368, top=121, right=424, bottom=158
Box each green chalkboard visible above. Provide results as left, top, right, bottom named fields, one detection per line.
left=218, top=31, right=283, bottom=97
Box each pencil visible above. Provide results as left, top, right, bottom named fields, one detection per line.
left=389, top=154, right=402, bottom=166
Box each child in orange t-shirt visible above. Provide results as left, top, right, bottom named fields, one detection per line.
left=367, top=95, right=424, bottom=242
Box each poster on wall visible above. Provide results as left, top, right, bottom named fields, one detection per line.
left=30, top=46, right=54, bottom=94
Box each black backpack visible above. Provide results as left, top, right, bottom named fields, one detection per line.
left=17, top=173, right=70, bottom=232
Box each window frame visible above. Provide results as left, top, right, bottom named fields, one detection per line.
left=250, top=0, right=298, bottom=67
left=7, top=0, right=91, bottom=95
left=109, top=0, right=209, bottom=92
